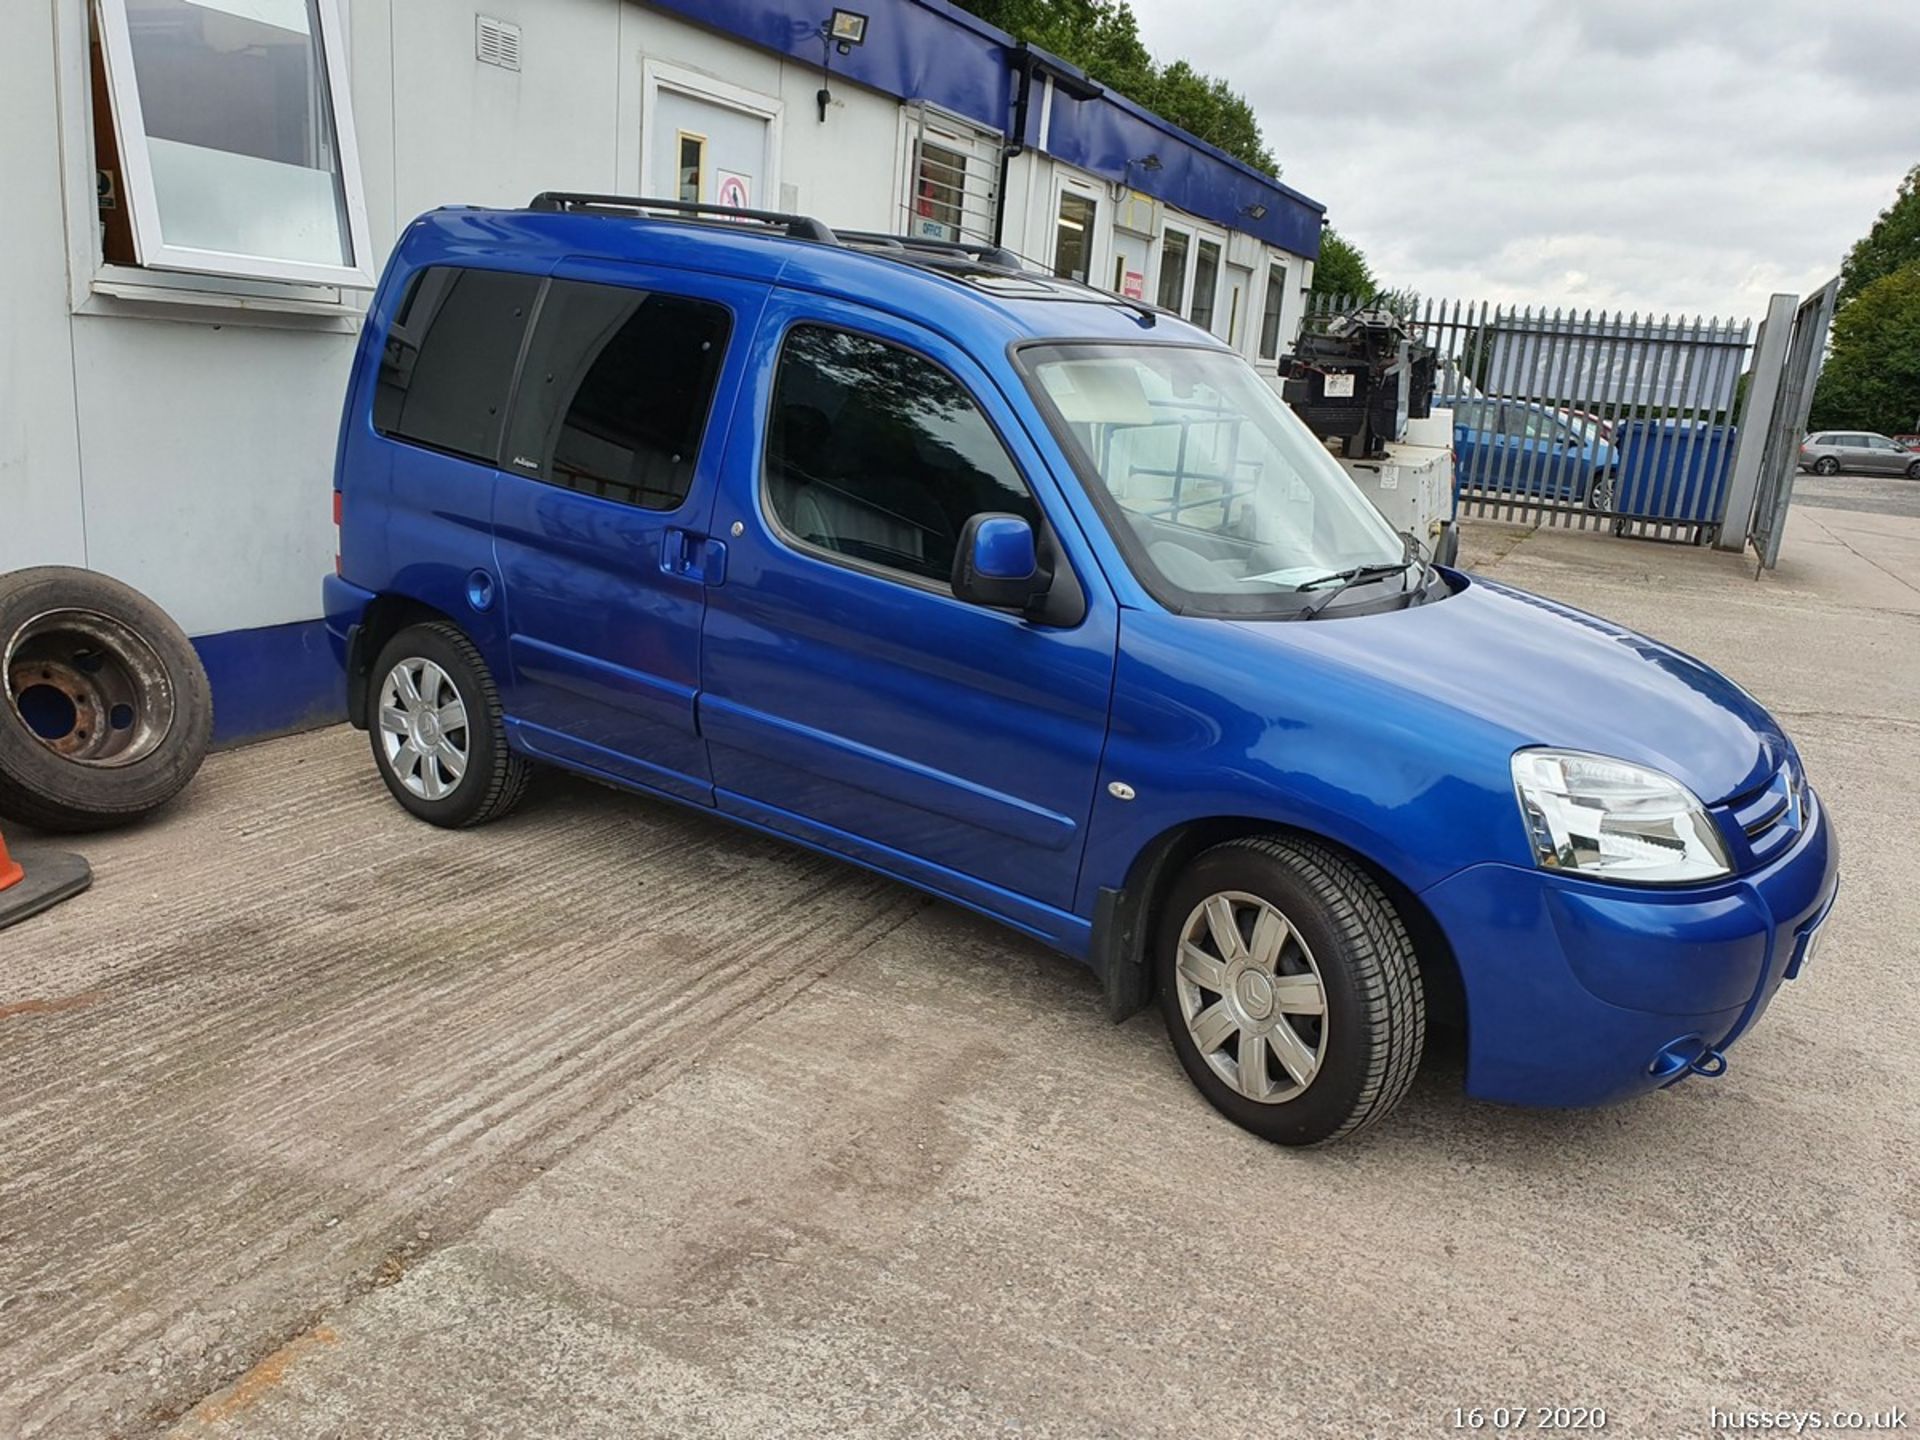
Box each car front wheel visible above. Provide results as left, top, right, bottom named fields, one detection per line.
left=1156, top=835, right=1426, bottom=1146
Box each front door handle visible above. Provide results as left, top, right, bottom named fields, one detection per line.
left=663, top=529, right=728, bottom=586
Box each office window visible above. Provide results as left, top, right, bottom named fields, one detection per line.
left=1053, top=191, right=1097, bottom=284
left=505, top=280, right=732, bottom=511
left=1259, top=262, right=1290, bottom=360
left=374, top=267, right=541, bottom=465
left=765, top=326, right=1038, bottom=585
left=677, top=132, right=705, bottom=204
left=1190, top=238, right=1222, bottom=332
left=1157, top=227, right=1191, bottom=311
left=913, top=140, right=967, bottom=241
left=92, top=0, right=372, bottom=287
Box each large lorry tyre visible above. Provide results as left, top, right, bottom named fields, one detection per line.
left=0, top=567, right=214, bottom=832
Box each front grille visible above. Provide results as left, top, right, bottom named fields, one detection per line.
left=1722, top=760, right=1805, bottom=867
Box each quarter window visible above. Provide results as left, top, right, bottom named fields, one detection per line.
left=92, top=0, right=372, bottom=287
left=765, top=326, right=1039, bottom=585
left=1259, top=262, right=1289, bottom=360
left=504, top=280, right=732, bottom=511
left=374, top=267, right=541, bottom=465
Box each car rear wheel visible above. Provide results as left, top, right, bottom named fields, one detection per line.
left=1813, top=457, right=1839, bottom=476
left=1906, top=459, right=1920, bottom=481
left=367, top=622, right=530, bottom=828
left=1156, top=835, right=1425, bottom=1146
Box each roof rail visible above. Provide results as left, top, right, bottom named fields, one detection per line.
left=526, top=191, right=838, bottom=244
left=835, top=229, right=1029, bottom=273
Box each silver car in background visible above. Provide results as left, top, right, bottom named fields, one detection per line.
left=1799, top=430, right=1920, bottom=478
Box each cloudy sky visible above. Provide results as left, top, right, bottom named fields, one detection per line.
left=1126, top=0, right=1920, bottom=320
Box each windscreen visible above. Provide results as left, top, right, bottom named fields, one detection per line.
left=1024, top=343, right=1407, bottom=615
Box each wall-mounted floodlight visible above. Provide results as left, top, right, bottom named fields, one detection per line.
left=1130, top=153, right=1163, bottom=173
left=828, top=9, right=868, bottom=51
left=817, top=10, right=869, bottom=121
left=1241, top=202, right=1269, bottom=221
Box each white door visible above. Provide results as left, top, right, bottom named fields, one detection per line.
left=643, top=64, right=780, bottom=209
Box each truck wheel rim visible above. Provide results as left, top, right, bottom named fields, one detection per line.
left=1175, top=890, right=1328, bottom=1103
left=4, top=608, right=176, bottom=769
left=377, top=658, right=469, bottom=801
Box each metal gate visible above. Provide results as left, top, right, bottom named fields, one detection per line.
left=1725, top=280, right=1839, bottom=569
left=1304, top=294, right=1757, bottom=543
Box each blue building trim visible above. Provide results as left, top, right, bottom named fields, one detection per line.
left=193, top=619, right=345, bottom=748
left=641, top=0, right=1325, bottom=259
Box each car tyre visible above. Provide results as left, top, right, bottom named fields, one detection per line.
left=0, top=566, right=214, bottom=833
left=368, top=622, right=530, bottom=828
left=1586, top=470, right=1617, bottom=512
left=1156, top=834, right=1425, bottom=1147
left=1812, top=457, right=1839, bottom=476
left=1907, top=459, right=1920, bottom=481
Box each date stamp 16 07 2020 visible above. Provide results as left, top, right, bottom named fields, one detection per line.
left=1451, top=1407, right=1607, bottom=1431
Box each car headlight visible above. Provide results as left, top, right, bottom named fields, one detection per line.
left=1511, top=749, right=1732, bottom=885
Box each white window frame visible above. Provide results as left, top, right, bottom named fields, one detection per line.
left=1186, top=229, right=1228, bottom=332
left=1257, top=258, right=1291, bottom=362
left=639, top=60, right=782, bottom=202
left=1047, top=169, right=1106, bottom=286
left=91, top=0, right=375, bottom=289
left=896, top=102, right=1000, bottom=246
left=1154, top=221, right=1194, bottom=313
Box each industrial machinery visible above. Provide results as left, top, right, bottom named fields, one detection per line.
left=1280, top=308, right=1437, bottom=459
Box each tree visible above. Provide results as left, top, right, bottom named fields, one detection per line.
left=1840, top=165, right=1920, bottom=305
left=1809, top=263, right=1920, bottom=434
left=949, top=0, right=1278, bottom=177
left=1310, top=230, right=1377, bottom=301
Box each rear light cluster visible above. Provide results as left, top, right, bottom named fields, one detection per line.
left=333, top=490, right=343, bottom=576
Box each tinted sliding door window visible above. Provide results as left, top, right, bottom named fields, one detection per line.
left=374, top=265, right=540, bottom=464
left=765, top=326, right=1038, bottom=585
left=505, top=280, right=732, bottom=511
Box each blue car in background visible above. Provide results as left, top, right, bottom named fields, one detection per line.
left=1443, top=396, right=1620, bottom=511
left=324, top=196, right=1836, bottom=1146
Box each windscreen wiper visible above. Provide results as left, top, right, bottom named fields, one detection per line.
left=1293, top=537, right=1418, bottom=619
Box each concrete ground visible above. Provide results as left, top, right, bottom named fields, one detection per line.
left=2, top=484, right=1915, bottom=1439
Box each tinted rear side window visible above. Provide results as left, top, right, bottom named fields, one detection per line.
left=764, top=324, right=1038, bottom=585
left=374, top=266, right=541, bottom=464
left=504, top=280, right=732, bottom=511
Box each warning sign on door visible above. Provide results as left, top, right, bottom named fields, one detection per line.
left=716, top=170, right=752, bottom=211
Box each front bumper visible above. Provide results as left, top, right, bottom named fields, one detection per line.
left=1422, top=789, right=1838, bottom=1108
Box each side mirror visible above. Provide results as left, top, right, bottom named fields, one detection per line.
left=951, top=513, right=1043, bottom=611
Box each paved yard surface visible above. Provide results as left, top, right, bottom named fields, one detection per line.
left=2, top=503, right=1915, bottom=1439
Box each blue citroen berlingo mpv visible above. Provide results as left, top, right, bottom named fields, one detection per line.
left=324, top=193, right=1838, bottom=1145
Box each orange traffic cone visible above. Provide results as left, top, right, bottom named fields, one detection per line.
left=0, top=825, right=92, bottom=930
